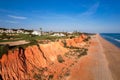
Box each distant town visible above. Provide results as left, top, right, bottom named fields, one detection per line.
left=0, top=27, right=77, bottom=37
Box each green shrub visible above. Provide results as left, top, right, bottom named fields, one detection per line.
left=70, top=36, right=75, bottom=39
left=62, top=40, right=67, bottom=47
left=57, top=55, right=65, bottom=63
left=48, top=74, right=54, bottom=80
left=33, top=73, right=41, bottom=80
left=74, top=49, right=81, bottom=53
left=66, top=46, right=79, bottom=49
left=83, top=36, right=91, bottom=42
left=77, top=48, right=88, bottom=58
left=0, top=44, right=9, bottom=58
left=1, top=33, right=7, bottom=39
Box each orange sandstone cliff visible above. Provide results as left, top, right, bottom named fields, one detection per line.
left=66, top=34, right=87, bottom=47
left=0, top=34, right=87, bottom=80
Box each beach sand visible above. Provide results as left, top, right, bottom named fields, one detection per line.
left=98, top=34, right=120, bottom=80
left=68, top=34, right=120, bottom=80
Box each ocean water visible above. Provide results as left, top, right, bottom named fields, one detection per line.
left=100, top=33, right=120, bottom=48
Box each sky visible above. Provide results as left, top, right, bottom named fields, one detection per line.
left=0, top=0, right=120, bottom=33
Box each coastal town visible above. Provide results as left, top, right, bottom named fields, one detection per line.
left=0, top=27, right=72, bottom=36
left=0, top=27, right=85, bottom=44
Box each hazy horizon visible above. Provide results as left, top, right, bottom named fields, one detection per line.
left=0, top=0, right=120, bottom=33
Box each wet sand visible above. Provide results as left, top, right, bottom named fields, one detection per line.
left=68, top=34, right=120, bottom=80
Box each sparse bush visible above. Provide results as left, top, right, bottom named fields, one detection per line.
left=70, top=36, right=75, bottom=39
left=48, top=74, right=54, bottom=80
left=84, top=48, right=88, bottom=52
left=82, top=51, right=87, bottom=55
left=64, top=47, right=88, bottom=59
left=0, top=44, right=9, bottom=58
left=83, top=36, right=91, bottom=42
left=1, top=33, right=7, bottom=39
left=29, top=39, right=37, bottom=45
left=57, top=55, right=65, bottom=63
left=78, top=48, right=88, bottom=58
left=66, top=46, right=79, bottom=49
left=64, top=70, right=70, bottom=76
left=74, top=49, right=81, bottom=53
left=62, top=40, right=67, bottom=47
left=64, top=52, right=69, bottom=57
left=34, top=73, right=41, bottom=80
left=33, top=67, right=48, bottom=80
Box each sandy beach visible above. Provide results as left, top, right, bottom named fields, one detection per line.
left=98, top=34, right=120, bottom=80
left=68, top=34, right=120, bottom=80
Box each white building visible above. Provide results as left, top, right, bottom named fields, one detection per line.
left=17, top=30, right=24, bottom=34
left=51, top=33, right=65, bottom=37
left=32, top=31, right=41, bottom=36
left=6, top=29, right=15, bottom=33
left=0, top=30, right=4, bottom=33
left=67, top=32, right=73, bottom=34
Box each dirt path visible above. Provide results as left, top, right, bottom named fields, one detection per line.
left=0, top=40, right=29, bottom=46
left=68, top=34, right=113, bottom=80
left=98, top=35, right=120, bottom=80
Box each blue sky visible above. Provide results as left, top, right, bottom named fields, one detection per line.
left=0, top=0, right=120, bottom=33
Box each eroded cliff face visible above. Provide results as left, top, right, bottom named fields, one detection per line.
left=0, top=34, right=87, bottom=80
left=66, top=34, right=87, bottom=47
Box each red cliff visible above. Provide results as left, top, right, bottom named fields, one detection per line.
left=0, top=34, right=87, bottom=80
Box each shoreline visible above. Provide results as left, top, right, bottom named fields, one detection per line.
left=98, top=34, right=120, bottom=80
left=99, top=34, right=120, bottom=48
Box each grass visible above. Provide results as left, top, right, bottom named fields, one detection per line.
left=0, top=33, right=68, bottom=42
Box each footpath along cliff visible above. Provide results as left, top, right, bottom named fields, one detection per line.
left=0, top=34, right=88, bottom=80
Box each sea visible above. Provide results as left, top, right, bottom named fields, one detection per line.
left=100, top=33, right=120, bottom=48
